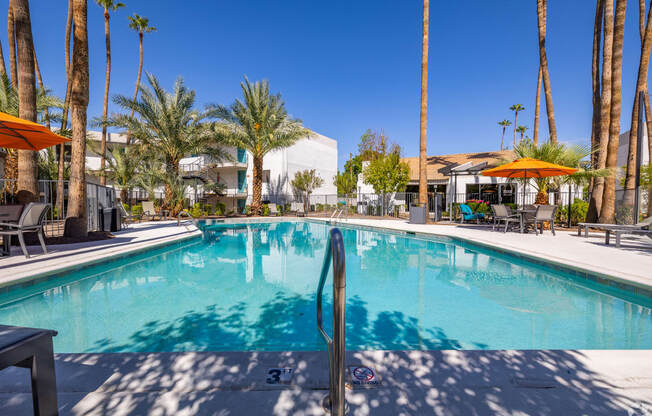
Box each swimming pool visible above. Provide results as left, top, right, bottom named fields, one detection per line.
left=0, top=220, right=650, bottom=353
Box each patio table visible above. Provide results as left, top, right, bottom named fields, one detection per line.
left=515, top=209, right=537, bottom=234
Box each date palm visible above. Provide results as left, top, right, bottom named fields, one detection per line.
left=96, top=0, right=124, bottom=185
left=533, top=66, right=542, bottom=144
left=102, top=144, right=140, bottom=203
left=509, top=104, right=524, bottom=148
left=12, top=0, right=38, bottom=199
left=110, top=73, right=228, bottom=214
left=418, top=0, right=429, bottom=211
left=536, top=0, right=558, bottom=144
left=127, top=13, right=155, bottom=144
left=497, top=119, right=511, bottom=151
left=516, top=125, right=528, bottom=142
left=599, top=0, right=627, bottom=224
left=212, top=77, right=309, bottom=215
left=67, top=0, right=90, bottom=237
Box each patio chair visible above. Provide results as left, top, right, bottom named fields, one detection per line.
left=577, top=216, right=652, bottom=238
left=491, top=204, right=520, bottom=232
left=0, top=202, right=49, bottom=258
left=291, top=202, right=306, bottom=217
left=118, top=203, right=140, bottom=228
left=0, top=324, right=58, bottom=416
left=142, top=201, right=157, bottom=221
left=524, top=205, right=557, bottom=236
left=459, top=204, right=485, bottom=224
left=269, top=203, right=279, bottom=216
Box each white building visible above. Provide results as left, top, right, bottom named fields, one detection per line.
left=616, top=129, right=649, bottom=191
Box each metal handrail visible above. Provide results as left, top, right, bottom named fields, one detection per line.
left=316, top=228, right=346, bottom=415
left=177, top=210, right=195, bottom=226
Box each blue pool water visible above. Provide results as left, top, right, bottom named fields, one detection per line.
left=0, top=221, right=650, bottom=353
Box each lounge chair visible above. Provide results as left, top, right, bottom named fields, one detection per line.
left=0, top=324, right=58, bottom=415
left=491, top=204, right=520, bottom=232
left=291, top=202, right=306, bottom=217
left=605, top=228, right=652, bottom=248
left=118, top=203, right=140, bottom=228
left=0, top=202, right=49, bottom=258
left=459, top=204, right=485, bottom=224
left=141, top=201, right=157, bottom=221
left=577, top=216, right=652, bottom=237
left=523, top=205, right=557, bottom=236
left=269, top=203, right=279, bottom=216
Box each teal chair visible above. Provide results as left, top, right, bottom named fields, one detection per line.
left=459, top=204, right=485, bottom=224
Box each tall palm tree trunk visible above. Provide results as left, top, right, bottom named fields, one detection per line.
left=537, top=0, right=558, bottom=144
left=513, top=112, right=519, bottom=147
left=66, top=0, right=89, bottom=237
left=500, top=126, right=506, bottom=151
left=56, top=0, right=74, bottom=218
left=127, top=31, right=144, bottom=145
left=588, top=0, right=604, bottom=213
left=100, top=8, right=112, bottom=185
left=7, top=1, right=17, bottom=90
left=0, top=40, right=7, bottom=78
left=623, top=1, right=652, bottom=209
left=533, top=66, right=542, bottom=145
left=33, top=51, right=49, bottom=129
left=252, top=154, right=263, bottom=215
left=589, top=0, right=614, bottom=222
left=418, top=0, right=429, bottom=211
left=599, top=0, right=627, bottom=224
left=13, top=0, right=38, bottom=199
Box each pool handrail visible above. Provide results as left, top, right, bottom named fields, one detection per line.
left=316, top=227, right=346, bottom=415
left=177, top=210, right=195, bottom=226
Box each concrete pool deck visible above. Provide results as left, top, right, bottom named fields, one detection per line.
left=1, top=349, right=651, bottom=415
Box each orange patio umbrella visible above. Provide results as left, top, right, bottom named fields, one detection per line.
left=481, top=157, right=578, bottom=206
left=0, top=111, right=70, bottom=150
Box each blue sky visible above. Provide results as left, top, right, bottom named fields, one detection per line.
left=14, top=0, right=648, bottom=169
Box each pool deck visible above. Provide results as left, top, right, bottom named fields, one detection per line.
left=0, top=220, right=202, bottom=290
left=310, top=218, right=652, bottom=293
left=1, top=349, right=651, bottom=415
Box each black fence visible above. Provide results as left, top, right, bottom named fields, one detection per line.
left=1, top=179, right=116, bottom=236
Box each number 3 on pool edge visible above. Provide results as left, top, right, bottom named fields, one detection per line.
left=266, top=369, right=282, bottom=384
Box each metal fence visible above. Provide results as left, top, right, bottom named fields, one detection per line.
left=1, top=179, right=116, bottom=236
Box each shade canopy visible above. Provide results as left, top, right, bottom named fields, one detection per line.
left=481, top=157, right=577, bottom=178
left=0, top=112, right=70, bottom=150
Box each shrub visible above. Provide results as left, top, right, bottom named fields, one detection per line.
left=190, top=203, right=203, bottom=218
left=556, top=198, right=589, bottom=226
left=465, top=200, right=490, bottom=215
left=316, top=203, right=324, bottom=212
left=131, top=204, right=143, bottom=217
left=244, top=205, right=252, bottom=216
left=262, top=204, right=270, bottom=216
left=215, top=202, right=226, bottom=216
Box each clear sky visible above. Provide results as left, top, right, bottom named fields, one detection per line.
left=11, top=0, right=649, bottom=169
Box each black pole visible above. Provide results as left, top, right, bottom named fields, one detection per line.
left=634, top=90, right=645, bottom=222
left=567, top=183, right=572, bottom=228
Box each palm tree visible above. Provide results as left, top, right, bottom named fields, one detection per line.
left=96, top=0, right=124, bottom=186
left=56, top=0, right=74, bottom=218
left=7, top=1, right=17, bottom=89
left=598, top=0, right=627, bottom=224
left=126, top=13, right=156, bottom=145
left=0, top=40, right=7, bottom=79
left=212, top=77, right=309, bottom=215
left=516, top=125, right=528, bottom=142
left=509, top=104, right=524, bottom=147
left=514, top=140, right=607, bottom=205
left=588, top=0, right=613, bottom=222
left=623, top=1, right=652, bottom=209
left=102, top=144, right=140, bottom=203
left=32, top=52, right=49, bottom=129
left=588, top=0, right=604, bottom=218
left=497, top=119, right=511, bottom=151
left=110, top=73, right=227, bottom=214
left=418, top=0, right=429, bottom=211
left=67, top=0, right=90, bottom=237
left=536, top=0, right=558, bottom=144
left=533, top=66, right=542, bottom=144
left=12, top=0, right=39, bottom=200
